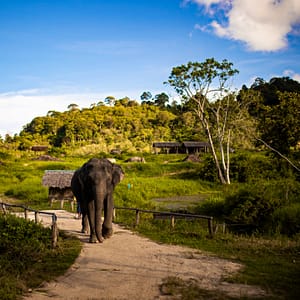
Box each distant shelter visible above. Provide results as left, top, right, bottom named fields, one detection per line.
left=152, top=142, right=181, bottom=154
left=42, top=170, right=75, bottom=209
left=182, top=141, right=210, bottom=154
left=153, top=141, right=210, bottom=154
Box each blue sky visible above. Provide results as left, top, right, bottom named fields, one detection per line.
left=1, top=0, right=300, bottom=137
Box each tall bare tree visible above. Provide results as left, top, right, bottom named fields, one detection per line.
left=167, top=58, right=241, bottom=184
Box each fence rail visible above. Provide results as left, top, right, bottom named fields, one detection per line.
left=0, top=202, right=58, bottom=248
left=1, top=201, right=215, bottom=244
left=113, top=206, right=215, bottom=237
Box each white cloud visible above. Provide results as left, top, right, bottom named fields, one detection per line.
left=0, top=88, right=142, bottom=137
left=283, top=70, right=300, bottom=82
left=191, top=0, right=300, bottom=51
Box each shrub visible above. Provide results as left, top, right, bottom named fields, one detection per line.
left=272, top=204, right=300, bottom=236
left=198, top=156, right=219, bottom=182
left=229, top=152, right=280, bottom=182
left=222, top=181, right=297, bottom=235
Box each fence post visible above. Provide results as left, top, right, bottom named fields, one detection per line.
left=1, top=203, right=7, bottom=214
left=24, top=208, right=28, bottom=220
left=51, top=214, right=58, bottom=248
left=171, top=215, right=175, bottom=228
left=112, top=208, right=116, bottom=222
left=35, top=211, right=39, bottom=223
left=208, top=217, right=214, bottom=238
left=135, top=209, right=140, bottom=226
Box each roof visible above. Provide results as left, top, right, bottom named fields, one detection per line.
left=153, top=141, right=210, bottom=148
left=153, top=142, right=181, bottom=148
left=182, top=141, right=210, bottom=147
left=42, top=170, right=75, bottom=189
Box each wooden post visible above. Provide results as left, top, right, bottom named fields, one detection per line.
left=171, top=215, right=175, bottom=228
left=112, top=208, right=116, bottom=222
left=24, top=209, right=28, bottom=220
left=222, top=222, right=226, bottom=234
left=208, top=217, right=214, bottom=238
left=1, top=203, right=7, bottom=214
left=135, top=209, right=140, bottom=226
left=35, top=211, right=39, bottom=223
left=51, top=214, right=58, bottom=248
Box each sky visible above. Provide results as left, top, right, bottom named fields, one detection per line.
left=0, top=0, right=300, bottom=137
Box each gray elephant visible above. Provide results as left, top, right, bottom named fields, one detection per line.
left=71, top=158, right=124, bottom=243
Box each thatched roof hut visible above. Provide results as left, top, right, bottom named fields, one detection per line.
left=42, top=170, right=75, bottom=189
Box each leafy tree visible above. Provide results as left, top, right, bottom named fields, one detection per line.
left=67, top=103, right=79, bottom=111
left=154, top=92, right=169, bottom=108
left=259, top=92, right=300, bottom=155
left=140, top=91, right=152, bottom=102
left=167, top=58, right=241, bottom=184
left=238, top=77, right=300, bottom=155
left=104, top=96, right=116, bottom=106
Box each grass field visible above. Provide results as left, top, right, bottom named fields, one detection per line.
left=0, top=152, right=300, bottom=299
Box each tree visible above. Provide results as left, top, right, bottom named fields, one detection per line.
left=167, top=58, right=240, bottom=184
left=67, top=104, right=79, bottom=111
left=154, top=92, right=169, bottom=108
left=141, top=91, right=154, bottom=105
left=238, top=77, right=300, bottom=155
left=140, top=91, right=152, bottom=102
left=105, top=96, right=116, bottom=106
left=259, top=92, right=300, bottom=155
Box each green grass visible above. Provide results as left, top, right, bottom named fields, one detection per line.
left=1, top=153, right=300, bottom=299
left=0, top=214, right=81, bottom=300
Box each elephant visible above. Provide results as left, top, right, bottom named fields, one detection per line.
left=71, top=158, right=124, bottom=243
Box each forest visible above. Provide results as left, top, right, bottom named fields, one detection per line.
left=1, top=74, right=300, bottom=157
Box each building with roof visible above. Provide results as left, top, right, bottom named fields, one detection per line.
left=42, top=170, right=75, bottom=209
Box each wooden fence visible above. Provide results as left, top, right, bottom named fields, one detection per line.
left=0, top=201, right=215, bottom=245
left=114, top=206, right=215, bottom=238
left=0, top=202, right=58, bottom=248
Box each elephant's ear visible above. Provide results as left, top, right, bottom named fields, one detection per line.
left=112, top=165, right=124, bottom=186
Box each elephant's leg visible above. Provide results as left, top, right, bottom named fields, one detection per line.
left=87, top=201, right=99, bottom=243
left=81, top=214, right=89, bottom=234
left=102, top=194, right=113, bottom=239
left=94, top=193, right=105, bottom=243
left=80, top=201, right=89, bottom=233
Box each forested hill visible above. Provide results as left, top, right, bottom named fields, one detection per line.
left=17, top=98, right=203, bottom=152
left=3, top=76, right=300, bottom=154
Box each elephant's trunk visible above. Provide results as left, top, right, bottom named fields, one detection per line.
left=93, top=186, right=105, bottom=243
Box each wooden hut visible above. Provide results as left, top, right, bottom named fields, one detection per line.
left=153, top=141, right=210, bottom=154
left=31, top=145, right=48, bottom=153
left=152, top=142, right=181, bottom=154
left=182, top=141, right=210, bottom=154
left=42, top=170, right=75, bottom=210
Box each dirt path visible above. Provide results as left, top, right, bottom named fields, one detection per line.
left=23, top=210, right=267, bottom=300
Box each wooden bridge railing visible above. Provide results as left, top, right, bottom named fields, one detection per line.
left=113, top=206, right=215, bottom=238
left=0, top=202, right=58, bottom=248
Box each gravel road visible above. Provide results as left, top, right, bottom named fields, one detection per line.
left=22, top=210, right=267, bottom=300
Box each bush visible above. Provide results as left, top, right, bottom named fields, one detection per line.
left=198, top=156, right=219, bottom=182
left=229, top=152, right=281, bottom=182
left=0, top=214, right=81, bottom=299
left=222, top=180, right=299, bottom=235
left=272, top=204, right=300, bottom=236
